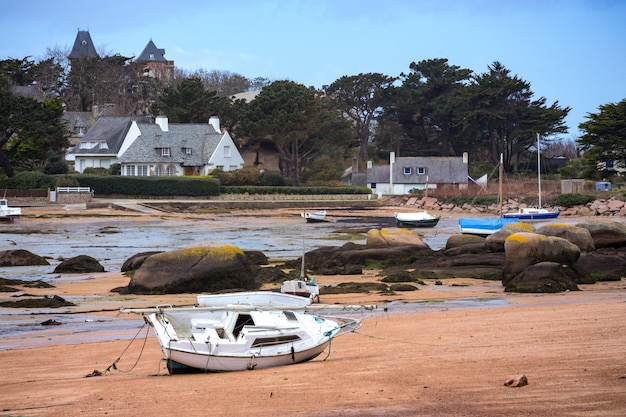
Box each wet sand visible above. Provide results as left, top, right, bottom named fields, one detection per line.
left=1, top=205, right=626, bottom=416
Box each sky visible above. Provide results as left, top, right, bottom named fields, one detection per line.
left=1, top=0, right=624, bottom=139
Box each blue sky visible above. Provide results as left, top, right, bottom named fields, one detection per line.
left=1, top=0, right=624, bottom=138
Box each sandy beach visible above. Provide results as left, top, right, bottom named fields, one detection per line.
left=1, top=204, right=625, bottom=416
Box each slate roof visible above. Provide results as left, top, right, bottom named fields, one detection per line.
left=72, top=117, right=132, bottom=155
left=68, top=30, right=99, bottom=60
left=62, top=112, right=93, bottom=132
left=118, top=123, right=223, bottom=166
left=136, top=40, right=168, bottom=62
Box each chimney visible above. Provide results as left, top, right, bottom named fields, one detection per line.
left=156, top=115, right=169, bottom=132
left=209, top=116, right=220, bottom=133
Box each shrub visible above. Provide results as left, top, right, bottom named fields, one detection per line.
left=554, top=193, right=595, bottom=207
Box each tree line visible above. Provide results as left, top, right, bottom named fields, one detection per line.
left=1, top=49, right=623, bottom=185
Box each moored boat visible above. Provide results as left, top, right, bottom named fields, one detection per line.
left=458, top=216, right=518, bottom=236
left=394, top=211, right=440, bottom=228
left=301, top=210, right=327, bottom=223
left=502, top=207, right=559, bottom=221
left=0, top=198, right=21, bottom=222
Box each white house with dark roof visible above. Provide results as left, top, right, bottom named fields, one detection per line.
left=68, top=116, right=243, bottom=175
left=362, top=153, right=469, bottom=195
left=69, top=117, right=137, bottom=173
left=118, top=116, right=243, bottom=176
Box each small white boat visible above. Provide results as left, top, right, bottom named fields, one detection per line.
left=197, top=291, right=312, bottom=308
left=502, top=207, right=559, bottom=221
left=122, top=303, right=362, bottom=373
left=301, top=210, right=327, bottom=223
left=0, top=198, right=21, bottom=221
left=281, top=278, right=320, bottom=303
left=394, top=211, right=440, bottom=228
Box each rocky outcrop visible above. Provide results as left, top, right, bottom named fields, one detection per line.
left=575, top=219, right=626, bottom=248
left=53, top=255, right=105, bottom=273
left=534, top=224, right=595, bottom=252
left=128, top=244, right=258, bottom=294
left=504, top=262, right=580, bottom=293
left=121, top=251, right=163, bottom=272
left=485, top=222, right=535, bottom=252
left=577, top=248, right=626, bottom=281
left=502, top=232, right=581, bottom=288
left=0, top=249, right=49, bottom=267
left=366, top=228, right=430, bottom=248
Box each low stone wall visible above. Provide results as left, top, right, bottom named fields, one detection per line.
left=393, top=195, right=626, bottom=217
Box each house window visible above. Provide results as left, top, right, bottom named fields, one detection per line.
left=137, top=166, right=148, bottom=176
left=166, top=165, right=175, bottom=176
left=99, top=142, right=109, bottom=150
left=155, top=165, right=163, bottom=176
left=371, top=183, right=377, bottom=189
left=403, top=167, right=411, bottom=175
left=216, top=165, right=224, bottom=171
left=224, top=146, right=230, bottom=157
left=417, top=167, right=426, bottom=175
left=183, top=147, right=192, bottom=156
left=126, top=165, right=135, bottom=176
left=161, top=147, right=171, bottom=157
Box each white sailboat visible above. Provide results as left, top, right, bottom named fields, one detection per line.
left=503, top=133, right=559, bottom=221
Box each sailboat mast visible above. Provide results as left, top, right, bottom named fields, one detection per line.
left=498, top=153, right=503, bottom=217
left=537, top=133, right=542, bottom=209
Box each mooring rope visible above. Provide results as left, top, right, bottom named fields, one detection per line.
left=85, top=322, right=150, bottom=377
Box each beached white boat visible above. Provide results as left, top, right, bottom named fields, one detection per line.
left=122, top=304, right=362, bottom=373
left=281, top=279, right=320, bottom=303
left=0, top=198, right=21, bottom=221
left=197, top=291, right=312, bottom=308
left=301, top=210, right=327, bottom=223
left=394, top=211, right=440, bottom=228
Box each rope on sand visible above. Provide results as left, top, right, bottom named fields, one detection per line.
left=85, top=322, right=150, bottom=377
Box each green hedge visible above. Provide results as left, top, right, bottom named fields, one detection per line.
left=220, top=185, right=371, bottom=195
left=73, top=176, right=221, bottom=197
left=553, top=193, right=595, bottom=207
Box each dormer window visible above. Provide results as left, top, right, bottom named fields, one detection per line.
left=183, top=147, right=192, bottom=156
left=417, top=167, right=426, bottom=175
left=160, top=147, right=171, bottom=157
left=403, top=167, right=411, bottom=175
left=149, top=53, right=155, bottom=60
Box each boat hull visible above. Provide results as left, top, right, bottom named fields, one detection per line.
left=395, top=217, right=440, bottom=228
left=458, top=217, right=518, bottom=235
left=163, top=340, right=330, bottom=373
left=502, top=210, right=559, bottom=221
left=394, top=211, right=440, bottom=228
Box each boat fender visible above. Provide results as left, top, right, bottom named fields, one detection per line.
left=291, top=346, right=295, bottom=362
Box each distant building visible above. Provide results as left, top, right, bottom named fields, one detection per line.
left=68, top=30, right=99, bottom=61
left=344, top=153, right=469, bottom=195
left=135, top=39, right=174, bottom=82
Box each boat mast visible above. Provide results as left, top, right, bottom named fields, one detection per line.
left=537, top=133, right=542, bottom=209
left=301, top=239, right=305, bottom=279
left=498, top=153, right=503, bottom=217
